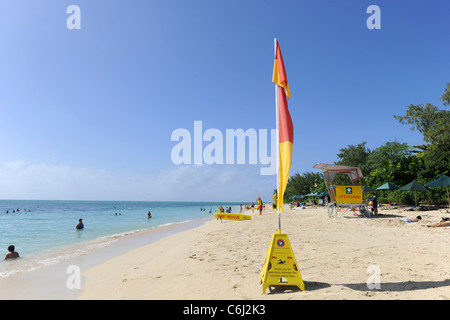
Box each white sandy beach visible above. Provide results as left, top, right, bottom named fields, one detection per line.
left=76, top=204, right=450, bottom=300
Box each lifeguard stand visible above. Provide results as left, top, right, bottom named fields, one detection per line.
left=313, top=163, right=369, bottom=219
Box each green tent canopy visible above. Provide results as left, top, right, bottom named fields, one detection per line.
left=399, top=180, right=429, bottom=192
left=425, top=175, right=450, bottom=208
left=425, top=175, right=450, bottom=188
left=376, top=182, right=400, bottom=190
left=317, top=191, right=330, bottom=197
left=399, top=180, right=429, bottom=207
left=304, top=192, right=319, bottom=197
left=363, top=186, right=375, bottom=192
left=375, top=182, right=400, bottom=204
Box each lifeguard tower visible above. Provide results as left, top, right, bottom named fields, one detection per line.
left=313, top=163, right=369, bottom=219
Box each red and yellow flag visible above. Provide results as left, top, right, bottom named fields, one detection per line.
left=272, top=41, right=291, bottom=99
left=273, top=40, right=293, bottom=213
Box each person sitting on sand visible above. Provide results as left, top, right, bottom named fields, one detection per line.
left=5, top=245, right=20, bottom=260
left=422, top=221, right=450, bottom=228
left=76, top=218, right=84, bottom=230
left=401, top=216, right=422, bottom=223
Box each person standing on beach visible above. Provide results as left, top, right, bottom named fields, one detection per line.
left=5, top=245, right=20, bottom=260
left=257, top=195, right=262, bottom=215
left=372, top=195, right=378, bottom=215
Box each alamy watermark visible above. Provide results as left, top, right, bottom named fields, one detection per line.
left=170, top=121, right=277, bottom=175
left=65, top=4, right=380, bottom=31
left=366, top=5, right=381, bottom=30
left=66, top=5, right=81, bottom=30
left=66, top=265, right=81, bottom=290
left=366, top=265, right=381, bottom=290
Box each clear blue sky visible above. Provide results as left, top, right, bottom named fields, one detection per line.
left=0, top=0, right=448, bottom=201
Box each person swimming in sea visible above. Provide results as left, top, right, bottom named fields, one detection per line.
left=5, top=245, right=20, bottom=260
left=76, top=218, right=84, bottom=230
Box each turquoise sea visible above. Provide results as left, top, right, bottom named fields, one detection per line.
left=0, top=200, right=239, bottom=277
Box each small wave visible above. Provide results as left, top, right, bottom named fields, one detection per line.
left=0, top=216, right=205, bottom=278
left=157, top=219, right=192, bottom=228
left=0, top=237, right=118, bottom=278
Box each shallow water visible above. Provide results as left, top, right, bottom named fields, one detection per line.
left=0, top=200, right=238, bottom=277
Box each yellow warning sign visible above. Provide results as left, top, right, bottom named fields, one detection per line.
left=260, top=233, right=305, bottom=294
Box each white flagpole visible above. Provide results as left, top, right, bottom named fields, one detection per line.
left=274, top=38, right=281, bottom=233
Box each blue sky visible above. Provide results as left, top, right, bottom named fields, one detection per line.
left=0, top=0, right=448, bottom=201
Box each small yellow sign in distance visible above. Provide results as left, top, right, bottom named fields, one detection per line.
left=214, top=213, right=252, bottom=221
left=260, top=233, right=305, bottom=294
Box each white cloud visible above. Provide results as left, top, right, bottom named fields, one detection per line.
left=0, top=160, right=275, bottom=202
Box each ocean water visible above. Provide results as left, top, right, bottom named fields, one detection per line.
left=0, top=200, right=239, bottom=277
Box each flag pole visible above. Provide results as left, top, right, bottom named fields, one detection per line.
left=274, top=38, right=281, bottom=234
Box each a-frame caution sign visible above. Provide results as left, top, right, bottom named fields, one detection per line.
left=260, top=232, right=305, bottom=294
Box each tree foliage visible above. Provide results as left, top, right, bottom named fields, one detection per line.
left=393, top=83, right=450, bottom=177
left=284, top=172, right=326, bottom=201
left=335, top=142, right=372, bottom=177
left=284, top=84, right=449, bottom=205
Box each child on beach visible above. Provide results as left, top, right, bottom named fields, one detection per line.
left=401, top=216, right=422, bottom=223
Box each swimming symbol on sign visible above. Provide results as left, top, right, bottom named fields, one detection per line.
left=277, top=259, right=286, bottom=265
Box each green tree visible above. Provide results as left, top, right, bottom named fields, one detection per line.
left=440, top=83, right=450, bottom=106
left=365, top=152, right=426, bottom=205
left=335, top=141, right=372, bottom=176
left=285, top=171, right=325, bottom=201
left=366, top=141, right=411, bottom=170
left=394, top=83, right=450, bottom=177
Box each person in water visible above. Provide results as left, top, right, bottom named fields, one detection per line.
left=5, top=245, right=20, bottom=260
left=76, top=218, right=84, bottom=230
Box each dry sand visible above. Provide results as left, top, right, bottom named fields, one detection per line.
left=77, top=205, right=450, bottom=300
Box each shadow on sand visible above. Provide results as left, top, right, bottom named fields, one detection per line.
left=265, top=281, right=331, bottom=295
left=264, top=279, right=450, bottom=295
left=343, top=279, right=450, bottom=292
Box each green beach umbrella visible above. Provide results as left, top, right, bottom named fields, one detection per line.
left=425, top=175, right=450, bottom=208
left=317, top=191, right=330, bottom=197
left=399, top=180, right=429, bottom=207
left=362, top=186, right=375, bottom=202
left=305, top=192, right=319, bottom=197
left=376, top=182, right=400, bottom=204
left=376, top=182, right=400, bottom=190
left=303, top=192, right=319, bottom=206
